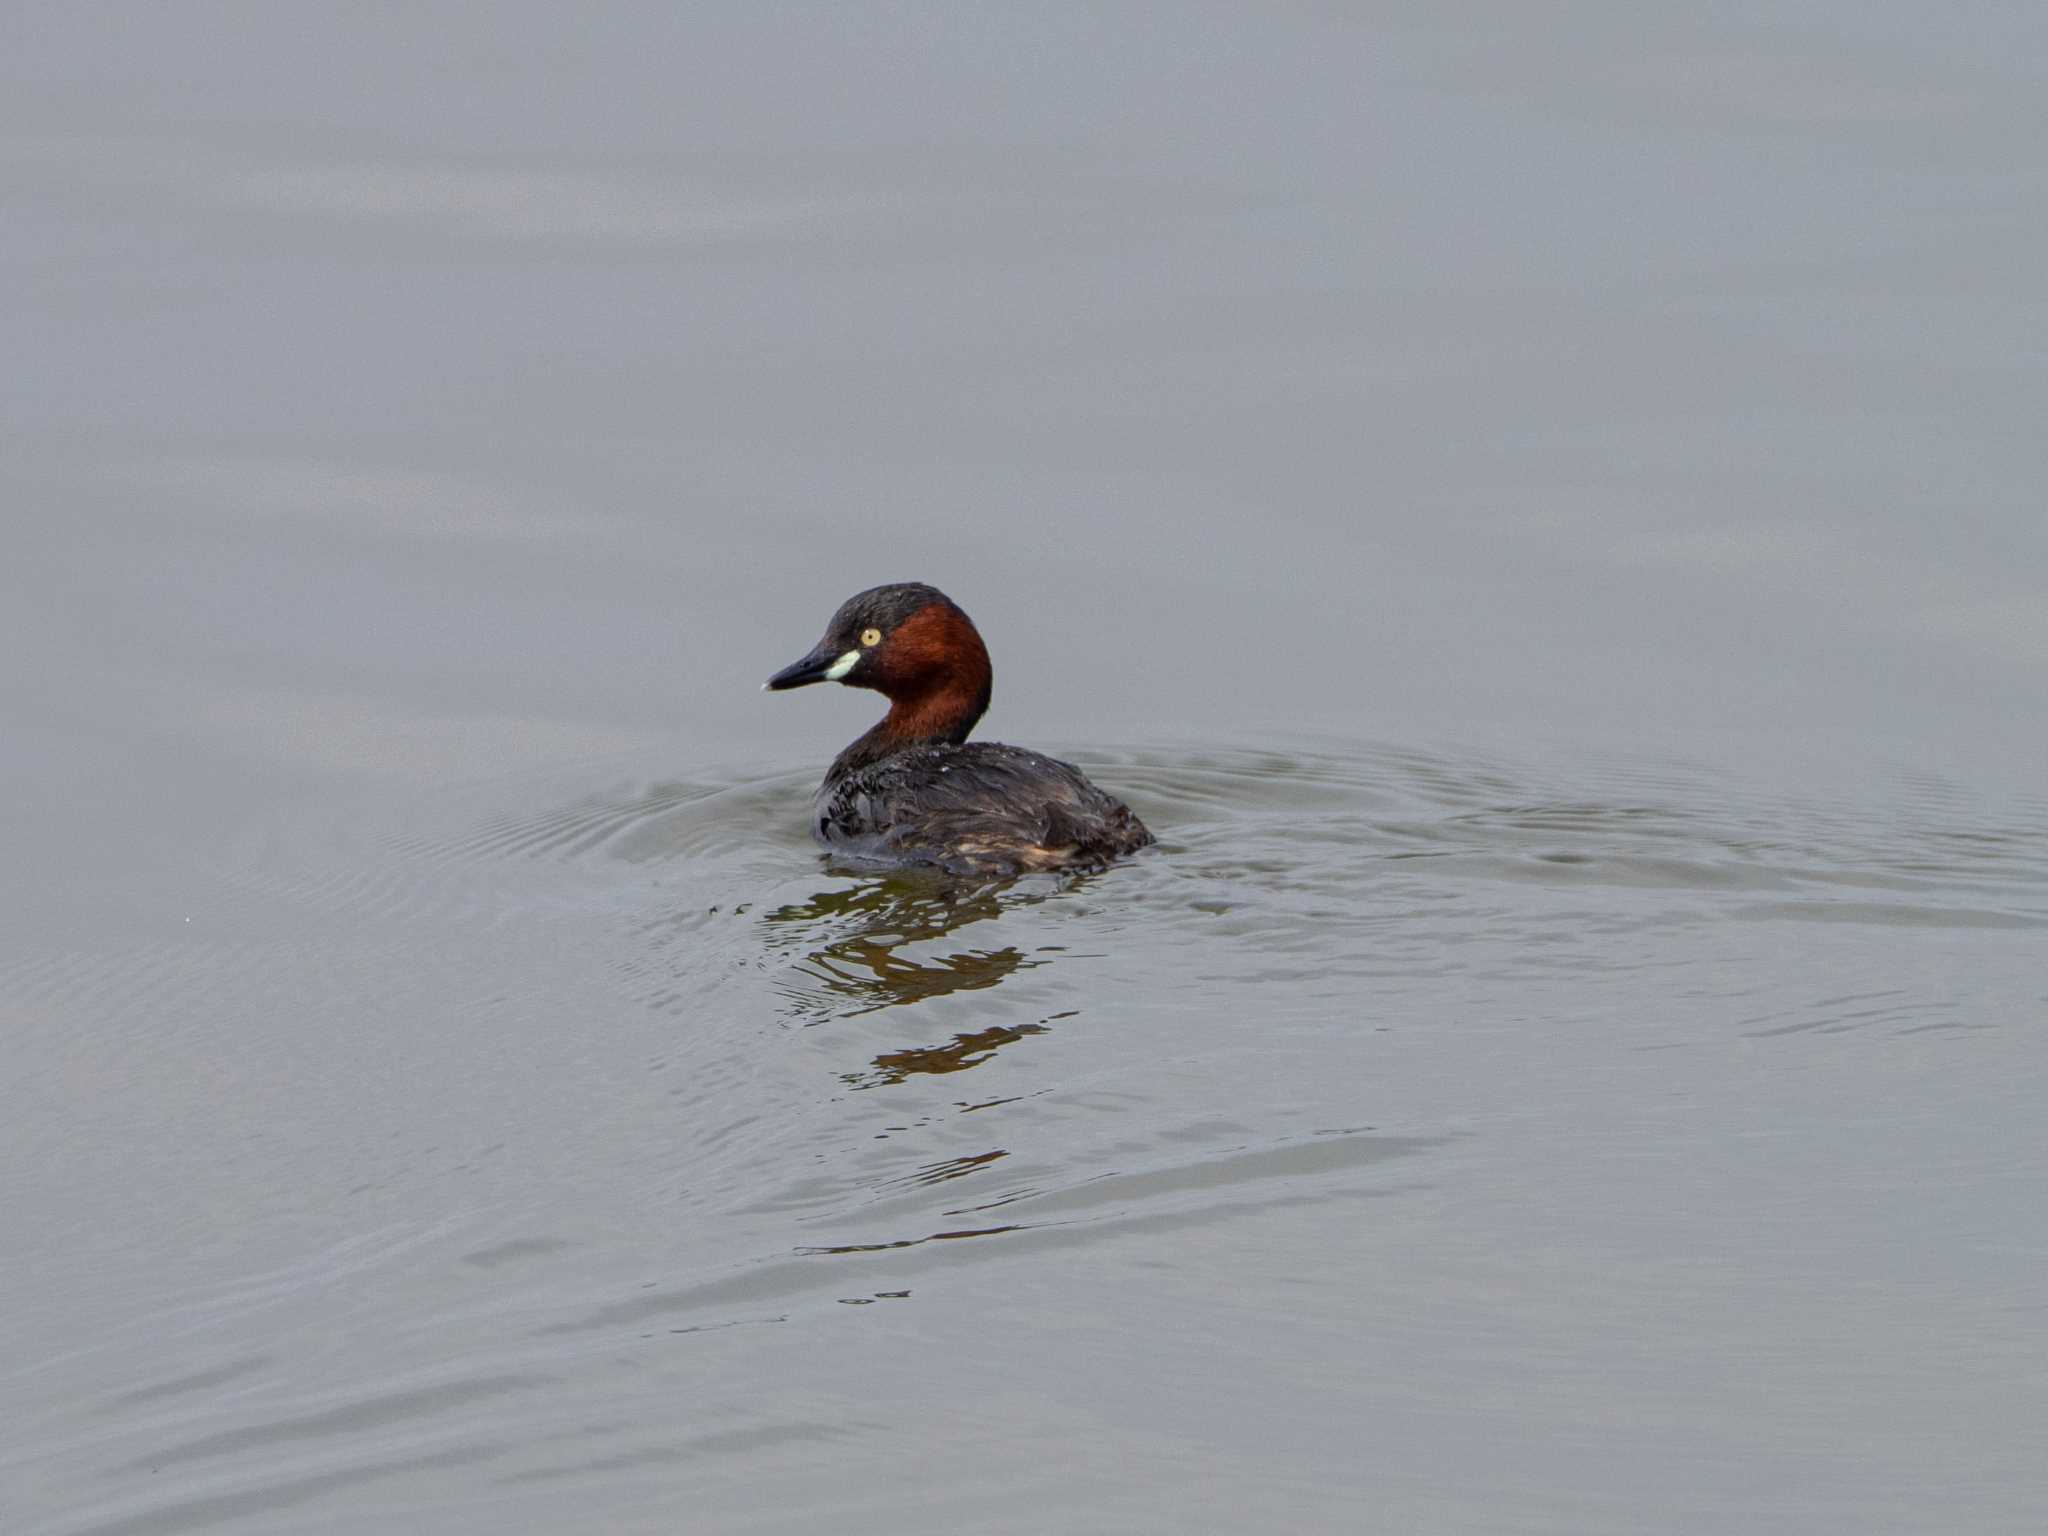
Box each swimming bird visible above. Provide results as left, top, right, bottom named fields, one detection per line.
left=765, top=582, right=1153, bottom=876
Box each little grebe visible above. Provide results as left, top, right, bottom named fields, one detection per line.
left=765, top=582, right=1153, bottom=876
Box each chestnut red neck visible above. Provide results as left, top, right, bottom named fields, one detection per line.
left=879, top=674, right=991, bottom=745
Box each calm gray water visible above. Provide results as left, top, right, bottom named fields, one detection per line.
left=7, top=6, right=2047, bottom=1533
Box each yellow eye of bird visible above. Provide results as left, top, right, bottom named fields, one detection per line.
left=860, top=627, right=882, bottom=647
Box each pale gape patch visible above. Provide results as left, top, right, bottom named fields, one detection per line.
left=824, top=650, right=862, bottom=681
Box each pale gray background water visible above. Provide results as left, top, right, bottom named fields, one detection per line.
left=6, top=6, right=2047, bottom=1533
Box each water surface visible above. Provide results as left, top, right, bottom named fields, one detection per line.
left=6, top=5, right=2048, bottom=1532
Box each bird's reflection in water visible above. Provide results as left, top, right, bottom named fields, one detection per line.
left=862, top=1024, right=1046, bottom=1085
left=758, top=871, right=1079, bottom=1083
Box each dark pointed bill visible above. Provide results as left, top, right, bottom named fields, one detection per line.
left=764, top=639, right=860, bottom=691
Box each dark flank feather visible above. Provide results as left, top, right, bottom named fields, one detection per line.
left=816, top=742, right=1154, bottom=876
